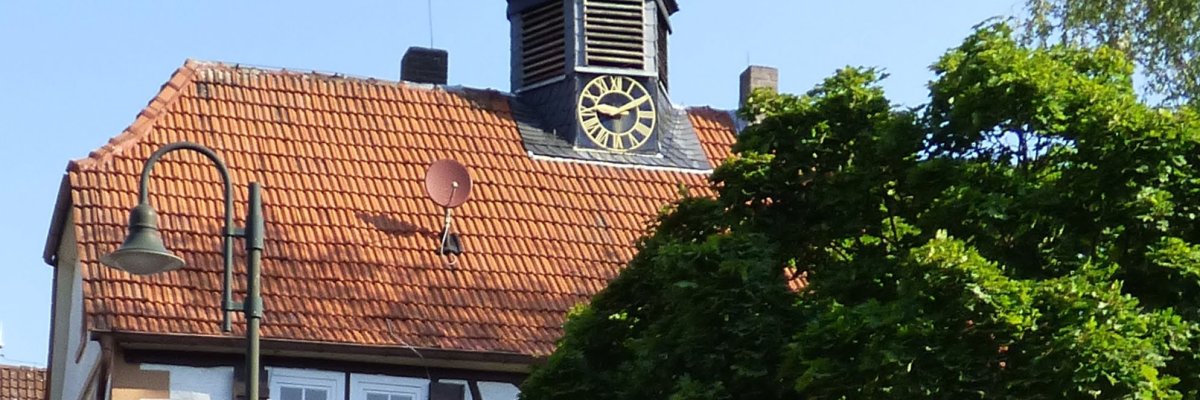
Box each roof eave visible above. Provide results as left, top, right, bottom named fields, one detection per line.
left=48, top=60, right=200, bottom=266
left=94, top=331, right=544, bottom=374
left=42, top=174, right=71, bottom=266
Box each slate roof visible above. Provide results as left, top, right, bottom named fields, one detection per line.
left=0, top=365, right=45, bottom=400
left=51, top=60, right=740, bottom=358
left=511, top=83, right=714, bottom=170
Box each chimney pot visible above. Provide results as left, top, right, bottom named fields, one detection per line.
left=402, top=47, right=449, bottom=85
left=739, top=66, right=778, bottom=109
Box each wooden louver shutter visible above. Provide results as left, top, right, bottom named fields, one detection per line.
left=583, top=0, right=646, bottom=69
left=521, top=1, right=567, bottom=86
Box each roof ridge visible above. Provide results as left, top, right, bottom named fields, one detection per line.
left=0, top=364, right=44, bottom=370
left=187, top=59, right=516, bottom=97
left=68, top=59, right=200, bottom=172
left=66, top=59, right=528, bottom=174
left=685, top=105, right=734, bottom=115
left=190, top=59, right=403, bottom=86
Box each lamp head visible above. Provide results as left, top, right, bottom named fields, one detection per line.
left=99, top=203, right=186, bottom=275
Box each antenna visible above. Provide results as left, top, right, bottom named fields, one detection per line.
left=0, top=321, right=5, bottom=354
left=427, top=0, right=435, bottom=48
left=424, top=159, right=473, bottom=262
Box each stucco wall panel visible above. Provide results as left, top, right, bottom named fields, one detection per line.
left=49, top=215, right=103, bottom=400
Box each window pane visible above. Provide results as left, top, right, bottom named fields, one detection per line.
left=390, top=395, right=415, bottom=400
left=281, top=387, right=304, bottom=400
left=366, top=394, right=389, bottom=400
left=304, top=388, right=328, bottom=400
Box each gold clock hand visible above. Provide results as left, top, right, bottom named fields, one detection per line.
left=593, top=104, right=622, bottom=116
left=613, top=96, right=650, bottom=114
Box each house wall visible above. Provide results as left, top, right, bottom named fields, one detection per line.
left=107, top=355, right=522, bottom=400
left=48, top=214, right=103, bottom=400
left=108, top=350, right=232, bottom=400
left=109, top=347, right=173, bottom=400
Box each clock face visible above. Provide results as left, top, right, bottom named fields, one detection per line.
left=576, top=75, right=657, bottom=152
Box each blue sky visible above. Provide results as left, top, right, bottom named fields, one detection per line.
left=0, top=0, right=1019, bottom=365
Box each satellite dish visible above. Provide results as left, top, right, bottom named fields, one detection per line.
left=424, top=159, right=472, bottom=209
left=424, top=159, right=472, bottom=260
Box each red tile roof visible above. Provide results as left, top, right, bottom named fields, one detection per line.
left=689, top=107, right=739, bottom=167
left=0, top=365, right=45, bottom=400
left=59, top=60, right=738, bottom=357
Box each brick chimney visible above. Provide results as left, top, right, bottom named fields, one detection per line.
left=739, top=65, right=778, bottom=109
left=401, top=47, right=449, bottom=85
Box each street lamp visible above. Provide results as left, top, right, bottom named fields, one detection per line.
left=99, top=141, right=265, bottom=400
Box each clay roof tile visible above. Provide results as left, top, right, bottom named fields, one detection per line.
left=0, top=362, right=48, bottom=396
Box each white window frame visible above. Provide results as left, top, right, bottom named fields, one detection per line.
left=477, top=382, right=521, bottom=400
left=436, top=379, right=474, bottom=400
left=349, top=374, right=429, bottom=400
left=269, top=367, right=346, bottom=400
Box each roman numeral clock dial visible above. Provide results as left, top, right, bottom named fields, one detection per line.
left=576, top=75, right=657, bottom=152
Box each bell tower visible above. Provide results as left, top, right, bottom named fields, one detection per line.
left=507, top=0, right=679, bottom=156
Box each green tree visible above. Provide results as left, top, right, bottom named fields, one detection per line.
left=518, top=197, right=800, bottom=400
left=522, top=25, right=1200, bottom=399
left=1020, top=0, right=1200, bottom=104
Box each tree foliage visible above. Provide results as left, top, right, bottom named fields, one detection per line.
left=521, top=25, right=1200, bottom=399
left=518, top=197, right=799, bottom=400
left=1020, top=0, right=1200, bottom=104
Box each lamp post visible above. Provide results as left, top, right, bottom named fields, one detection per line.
left=99, top=141, right=264, bottom=400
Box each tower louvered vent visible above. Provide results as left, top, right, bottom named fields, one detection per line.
left=521, top=1, right=567, bottom=86
left=584, top=0, right=646, bottom=69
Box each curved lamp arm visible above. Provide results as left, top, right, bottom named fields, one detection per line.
left=137, top=142, right=238, bottom=333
